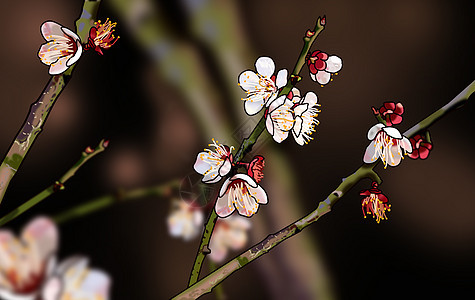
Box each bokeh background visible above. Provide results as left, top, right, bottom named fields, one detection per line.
left=0, top=0, right=474, bottom=299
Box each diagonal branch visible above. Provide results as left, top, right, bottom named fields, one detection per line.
left=0, top=139, right=109, bottom=227
left=173, top=80, right=475, bottom=299
left=0, top=0, right=102, bottom=206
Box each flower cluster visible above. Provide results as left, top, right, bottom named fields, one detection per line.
left=209, top=216, right=251, bottom=263
left=0, top=217, right=110, bottom=300
left=167, top=199, right=204, bottom=241
left=38, top=19, right=119, bottom=75
left=306, top=50, right=342, bottom=86
left=194, top=139, right=268, bottom=218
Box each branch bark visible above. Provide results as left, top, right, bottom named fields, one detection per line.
left=173, top=80, right=475, bottom=299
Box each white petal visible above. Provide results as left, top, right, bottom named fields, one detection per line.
left=73, top=270, right=110, bottom=298
left=202, top=170, right=220, bottom=183
left=218, top=158, right=232, bottom=177
left=22, top=217, right=58, bottom=271
left=325, top=55, right=342, bottom=73
left=193, top=152, right=211, bottom=174
left=309, top=72, right=317, bottom=82
left=267, top=95, right=285, bottom=111
left=275, top=69, right=288, bottom=88
left=363, top=140, right=378, bottom=163
left=219, top=178, right=232, bottom=197
left=387, top=145, right=403, bottom=166
left=41, top=21, right=64, bottom=40
left=244, top=98, right=266, bottom=115
left=250, top=185, right=268, bottom=205
left=238, top=71, right=259, bottom=91
left=48, top=56, right=70, bottom=75
left=291, top=87, right=301, bottom=98
left=293, top=104, right=308, bottom=117
left=316, top=70, right=331, bottom=85
left=255, top=57, right=275, bottom=78
left=66, top=41, right=82, bottom=66
left=215, top=193, right=235, bottom=218
left=401, top=137, right=413, bottom=153
left=265, top=115, right=274, bottom=136
left=272, top=129, right=289, bottom=143
left=367, top=124, right=385, bottom=140
left=234, top=192, right=256, bottom=217
left=302, top=91, right=318, bottom=106
left=231, top=174, right=257, bottom=188
left=292, top=129, right=305, bottom=146
left=292, top=116, right=303, bottom=138
left=41, top=276, right=61, bottom=300
left=61, top=27, right=80, bottom=42
left=382, top=126, right=402, bottom=139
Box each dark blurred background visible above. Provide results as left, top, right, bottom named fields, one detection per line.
left=0, top=0, right=474, bottom=299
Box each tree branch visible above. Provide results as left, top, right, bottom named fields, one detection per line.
left=0, top=0, right=102, bottom=206
left=173, top=80, right=475, bottom=299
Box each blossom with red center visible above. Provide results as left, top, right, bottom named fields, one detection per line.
left=288, top=88, right=321, bottom=145
left=85, top=18, right=119, bottom=55
left=375, top=102, right=404, bottom=126
left=408, top=134, right=433, bottom=160
left=239, top=57, right=288, bottom=115
left=215, top=174, right=268, bottom=218
left=209, top=216, right=251, bottom=263
left=0, top=217, right=57, bottom=300
left=363, top=124, right=412, bottom=168
left=194, top=139, right=234, bottom=183
left=360, top=182, right=391, bottom=223
left=306, top=50, right=342, bottom=85
left=38, top=21, right=83, bottom=75
left=247, top=155, right=265, bottom=183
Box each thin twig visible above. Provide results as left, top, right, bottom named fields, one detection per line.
left=173, top=80, right=475, bottom=299
left=0, top=139, right=109, bottom=227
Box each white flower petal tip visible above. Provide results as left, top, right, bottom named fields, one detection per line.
left=239, top=56, right=283, bottom=114
left=194, top=139, right=233, bottom=183
left=325, top=55, right=343, bottom=73
left=363, top=125, right=411, bottom=167
left=215, top=174, right=268, bottom=218
left=167, top=200, right=204, bottom=241
left=38, top=21, right=82, bottom=75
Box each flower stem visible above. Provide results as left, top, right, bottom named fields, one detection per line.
left=173, top=80, right=475, bottom=299
left=53, top=180, right=179, bottom=224
left=0, top=0, right=102, bottom=207
left=0, top=139, right=109, bottom=227
left=188, top=16, right=327, bottom=287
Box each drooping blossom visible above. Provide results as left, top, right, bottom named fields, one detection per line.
left=209, top=216, right=251, bottom=263
left=38, top=21, right=83, bottom=75
left=215, top=174, right=268, bottom=218
left=363, top=124, right=412, bottom=168
left=167, top=199, right=204, bottom=241
left=0, top=217, right=57, bottom=300
left=41, top=257, right=110, bottom=300
left=360, top=182, right=391, bottom=223
left=239, top=57, right=288, bottom=115
left=265, top=95, right=295, bottom=143
left=373, top=102, right=404, bottom=126
left=408, top=134, right=433, bottom=160
left=194, top=139, right=234, bottom=183
left=288, top=88, right=321, bottom=145
left=306, top=50, right=342, bottom=85
left=85, top=18, right=120, bottom=55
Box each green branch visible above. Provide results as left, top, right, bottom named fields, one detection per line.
left=187, top=16, right=327, bottom=287
left=0, top=139, right=108, bottom=227
left=173, top=80, right=475, bottom=299
left=0, top=0, right=101, bottom=206
left=53, top=180, right=179, bottom=224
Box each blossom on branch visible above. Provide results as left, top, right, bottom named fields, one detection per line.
left=41, top=257, right=110, bottom=300
left=373, top=102, right=404, bottom=126
left=363, top=124, right=412, bottom=168
left=215, top=174, right=268, bottom=218
left=0, top=217, right=57, bottom=300
left=288, top=89, right=321, bottom=145
left=265, top=95, right=295, bottom=143
left=209, top=216, right=251, bottom=263
left=306, top=50, right=342, bottom=86
left=239, top=57, right=288, bottom=115
left=408, top=134, right=433, bottom=160
left=85, top=18, right=120, bottom=55
left=360, top=182, right=391, bottom=223
left=167, top=199, right=204, bottom=241
left=194, top=139, right=234, bottom=183
left=38, top=21, right=83, bottom=75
